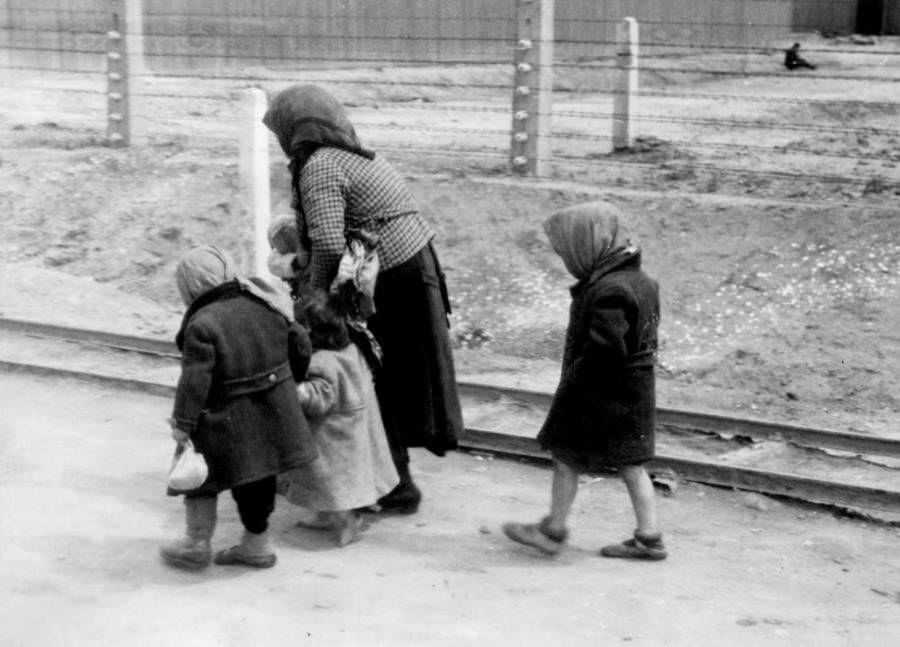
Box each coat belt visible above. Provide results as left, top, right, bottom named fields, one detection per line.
left=221, top=361, right=292, bottom=397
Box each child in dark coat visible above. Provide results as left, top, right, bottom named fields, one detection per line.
left=502, top=202, right=667, bottom=560
left=160, top=245, right=318, bottom=570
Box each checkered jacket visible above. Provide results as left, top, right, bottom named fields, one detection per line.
left=299, top=148, right=434, bottom=289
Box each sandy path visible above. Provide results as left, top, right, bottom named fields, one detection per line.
left=1, top=371, right=898, bottom=646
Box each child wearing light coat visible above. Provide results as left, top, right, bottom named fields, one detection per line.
left=282, top=290, right=399, bottom=546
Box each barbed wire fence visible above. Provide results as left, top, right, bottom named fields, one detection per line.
left=1, top=0, right=899, bottom=200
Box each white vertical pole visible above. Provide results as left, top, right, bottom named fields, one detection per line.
left=534, top=0, right=553, bottom=176
left=124, top=0, right=144, bottom=144
left=510, top=0, right=554, bottom=176
left=106, top=3, right=128, bottom=147
left=612, top=17, right=639, bottom=151
left=239, top=88, right=271, bottom=278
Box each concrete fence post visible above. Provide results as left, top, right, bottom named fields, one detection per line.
left=612, top=17, right=639, bottom=151
left=238, top=88, right=272, bottom=278
left=124, top=0, right=144, bottom=144
left=510, top=0, right=554, bottom=176
left=106, top=2, right=129, bottom=146
left=107, top=0, right=143, bottom=146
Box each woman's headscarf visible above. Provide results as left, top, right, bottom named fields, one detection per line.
left=262, top=84, right=374, bottom=161
left=542, top=201, right=637, bottom=281
left=175, top=245, right=238, bottom=306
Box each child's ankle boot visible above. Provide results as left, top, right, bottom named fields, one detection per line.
left=214, top=530, right=277, bottom=568
left=160, top=496, right=217, bottom=570
left=333, top=511, right=362, bottom=547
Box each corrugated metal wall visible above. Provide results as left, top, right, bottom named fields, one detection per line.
left=793, top=0, right=859, bottom=34
left=0, top=0, right=862, bottom=73
left=889, top=1, right=900, bottom=34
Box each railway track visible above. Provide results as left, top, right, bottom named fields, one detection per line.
left=2, top=316, right=900, bottom=520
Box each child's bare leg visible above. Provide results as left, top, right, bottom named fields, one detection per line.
left=620, top=463, right=658, bottom=535
left=599, top=463, right=666, bottom=559
left=501, top=457, right=575, bottom=555
left=546, top=458, right=579, bottom=533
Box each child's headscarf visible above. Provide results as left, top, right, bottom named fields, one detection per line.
left=262, top=84, right=374, bottom=161
left=175, top=245, right=238, bottom=306
left=175, top=245, right=296, bottom=324
left=543, top=201, right=637, bottom=281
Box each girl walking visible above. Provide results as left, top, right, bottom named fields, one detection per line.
left=502, top=202, right=667, bottom=560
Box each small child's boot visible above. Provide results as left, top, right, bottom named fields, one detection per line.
left=294, top=509, right=339, bottom=530
left=333, top=511, right=362, bottom=547
left=600, top=530, right=667, bottom=561
left=160, top=496, right=217, bottom=571
left=214, top=530, right=277, bottom=568
left=502, top=516, right=568, bottom=555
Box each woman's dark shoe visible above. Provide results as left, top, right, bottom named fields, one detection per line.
left=377, top=480, right=422, bottom=514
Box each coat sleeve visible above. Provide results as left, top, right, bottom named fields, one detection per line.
left=296, top=354, right=339, bottom=417
left=300, top=155, right=348, bottom=290
left=288, top=321, right=312, bottom=382
left=171, top=321, right=216, bottom=432
left=569, top=285, right=631, bottom=387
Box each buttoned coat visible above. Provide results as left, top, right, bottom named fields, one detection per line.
left=538, top=253, right=660, bottom=469
left=170, top=280, right=317, bottom=495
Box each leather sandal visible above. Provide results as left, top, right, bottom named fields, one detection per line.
left=600, top=532, right=667, bottom=561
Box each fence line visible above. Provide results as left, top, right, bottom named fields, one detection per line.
left=1, top=2, right=898, bottom=197
left=2, top=0, right=876, bottom=72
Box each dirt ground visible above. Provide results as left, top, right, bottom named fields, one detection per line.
left=2, top=37, right=900, bottom=438
left=2, top=147, right=900, bottom=438
left=1, top=370, right=899, bottom=647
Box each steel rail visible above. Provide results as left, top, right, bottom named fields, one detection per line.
left=4, top=316, right=899, bottom=460
left=2, top=354, right=900, bottom=514
left=455, top=382, right=900, bottom=460
left=461, top=428, right=900, bottom=514
left=0, top=317, right=179, bottom=357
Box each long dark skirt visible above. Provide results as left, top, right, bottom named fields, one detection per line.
left=368, top=243, right=463, bottom=462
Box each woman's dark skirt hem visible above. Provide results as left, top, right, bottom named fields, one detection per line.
left=368, top=243, right=463, bottom=458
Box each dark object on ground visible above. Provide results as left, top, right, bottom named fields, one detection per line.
left=784, top=43, right=817, bottom=70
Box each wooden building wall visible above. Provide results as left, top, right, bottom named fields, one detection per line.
left=0, top=0, right=857, bottom=73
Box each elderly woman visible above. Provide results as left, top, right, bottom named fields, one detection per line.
left=161, top=245, right=317, bottom=570
left=263, top=85, right=462, bottom=514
